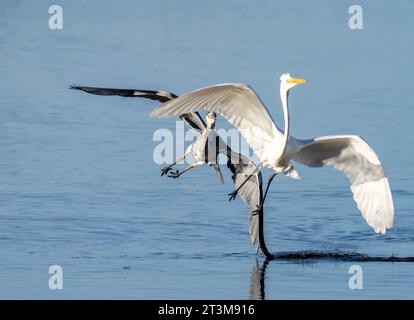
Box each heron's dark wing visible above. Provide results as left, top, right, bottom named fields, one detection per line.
left=179, top=113, right=206, bottom=134
left=226, top=150, right=264, bottom=252
left=70, top=84, right=206, bottom=134
left=70, top=85, right=177, bottom=102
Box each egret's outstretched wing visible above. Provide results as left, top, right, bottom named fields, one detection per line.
left=70, top=84, right=206, bottom=134
left=293, top=135, right=394, bottom=234
left=151, top=83, right=283, bottom=160
left=226, top=151, right=263, bottom=251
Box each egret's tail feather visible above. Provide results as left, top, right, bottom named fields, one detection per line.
left=286, top=167, right=300, bottom=180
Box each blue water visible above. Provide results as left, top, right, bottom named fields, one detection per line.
left=0, top=0, right=413, bottom=299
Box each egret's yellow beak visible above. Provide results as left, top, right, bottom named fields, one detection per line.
left=288, top=78, right=307, bottom=84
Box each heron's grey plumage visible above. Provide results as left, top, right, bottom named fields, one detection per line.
left=70, top=84, right=271, bottom=255
left=227, top=151, right=263, bottom=251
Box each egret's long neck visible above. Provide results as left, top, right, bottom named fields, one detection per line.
left=280, top=86, right=289, bottom=155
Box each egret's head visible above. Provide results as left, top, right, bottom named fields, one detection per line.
left=280, top=73, right=307, bottom=92
left=206, top=111, right=217, bottom=129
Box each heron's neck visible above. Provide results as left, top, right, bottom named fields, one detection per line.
left=204, top=122, right=215, bottom=135
left=280, top=87, right=290, bottom=155
left=207, top=122, right=215, bottom=130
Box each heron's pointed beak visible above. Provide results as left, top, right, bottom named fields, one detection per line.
left=288, top=78, right=307, bottom=84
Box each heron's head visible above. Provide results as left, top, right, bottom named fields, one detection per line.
left=206, top=111, right=217, bottom=129
left=280, top=73, right=307, bottom=92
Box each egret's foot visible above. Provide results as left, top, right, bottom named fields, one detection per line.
left=228, top=190, right=238, bottom=201
left=252, top=205, right=262, bottom=216
left=161, top=166, right=173, bottom=176
left=167, top=170, right=181, bottom=179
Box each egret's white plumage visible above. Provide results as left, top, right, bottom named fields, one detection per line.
left=292, top=135, right=393, bottom=233
left=151, top=74, right=394, bottom=234
left=152, top=83, right=282, bottom=161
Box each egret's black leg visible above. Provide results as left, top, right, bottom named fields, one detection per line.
left=228, top=162, right=263, bottom=201
left=228, top=173, right=254, bottom=201
left=253, top=173, right=277, bottom=215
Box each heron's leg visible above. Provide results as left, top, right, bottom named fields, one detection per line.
left=228, top=162, right=262, bottom=201
left=161, top=164, right=174, bottom=176
left=167, top=163, right=201, bottom=179
left=161, top=152, right=189, bottom=176
left=253, top=173, right=277, bottom=215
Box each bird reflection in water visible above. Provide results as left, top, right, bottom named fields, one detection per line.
left=249, top=259, right=270, bottom=300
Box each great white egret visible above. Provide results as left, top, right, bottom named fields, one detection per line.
left=70, top=85, right=273, bottom=256
left=150, top=74, right=394, bottom=234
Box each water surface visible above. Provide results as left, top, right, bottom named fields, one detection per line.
left=0, top=0, right=413, bottom=299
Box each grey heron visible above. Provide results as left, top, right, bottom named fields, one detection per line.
left=70, top=85, right=273, bottom=257
left=160, top=111, right=225, bottom=182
